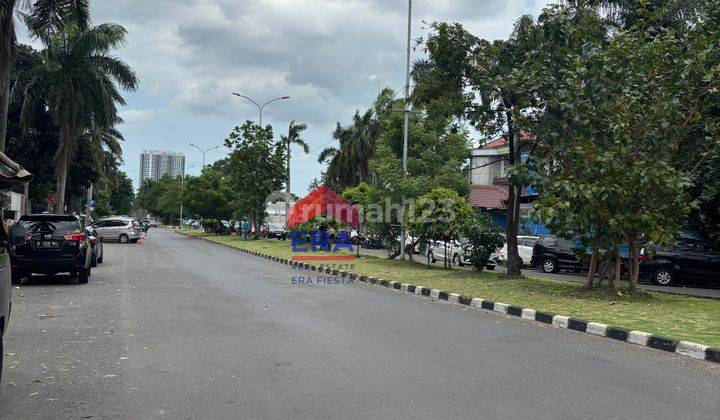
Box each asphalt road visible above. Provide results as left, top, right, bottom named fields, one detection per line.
left=1, top=229, right=718, bottom=419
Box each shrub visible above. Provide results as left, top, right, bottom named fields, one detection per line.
left=462, top=213, right=505, bottom=271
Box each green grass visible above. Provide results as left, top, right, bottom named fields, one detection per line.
left=180, top=230, right=720, bottom=348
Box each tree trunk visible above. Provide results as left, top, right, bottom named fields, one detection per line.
left=55, top=156, right=68, bottom=214
left=505, top=113, right=522, bottom=278
left=613, top=248, right=622, bottom=294
left=586, top=241, right=599, bottom=289
left=0, top=9, right=16, bottom=153
left=627, top=232, right=639, bottom=291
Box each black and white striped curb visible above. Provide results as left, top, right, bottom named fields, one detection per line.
left=179, top=232, right=720, bottom=365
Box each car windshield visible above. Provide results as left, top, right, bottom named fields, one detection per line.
left=20, top=218, right=81, bottom=234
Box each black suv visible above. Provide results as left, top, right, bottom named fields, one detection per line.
left=531, top=235, right=588, bottom=273
left=10, top=214, right=93, bottom=284
left=640, top=240, right=720, bottom=286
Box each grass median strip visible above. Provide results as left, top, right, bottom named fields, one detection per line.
left=180, top=230, right=720, bottom=348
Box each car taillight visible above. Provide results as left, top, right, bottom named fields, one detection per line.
left=64, top=233, right=86, bottom=242
left=128, top=226, right=135, bottom=232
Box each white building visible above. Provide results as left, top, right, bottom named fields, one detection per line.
left=139, top=150, right=185, bottom=183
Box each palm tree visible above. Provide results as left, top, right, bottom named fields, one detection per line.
left=21, top=23, right=138, bottom=213
left=281, top=120, right=308, bottom=201
left=0, top=0, right=89, bottom=152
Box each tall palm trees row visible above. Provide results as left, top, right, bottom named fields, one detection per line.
left=0, top=0, right=137, bottom=213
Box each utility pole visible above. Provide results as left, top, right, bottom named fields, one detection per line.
left=400, top=0, right=412, bottom=261
left=85, top=183, right=93, bottom=225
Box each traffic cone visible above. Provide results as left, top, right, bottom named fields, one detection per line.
left=138, top=232, right=145, bottom=244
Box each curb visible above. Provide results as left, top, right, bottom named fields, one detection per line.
left=178, top=232, right=720, bottom=365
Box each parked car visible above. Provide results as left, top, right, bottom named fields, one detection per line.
left=531, top=235, right=588, bottom=273
left=265, top=223, right=288, bottom=240
left=10, top=214, right=93, bottom=283
left=86, top=226, right=104, bottom=267
left=91, top=217, right=142, bottom=243
left=427, top=239, right=499, bottom=270
left=497, top=236, right=539, bottom=268
left=639, top=240, right=720, bottom=286
left=1, top=220, right=27, bottom=382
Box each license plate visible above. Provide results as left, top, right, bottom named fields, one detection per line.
left=36, top=241, right=60, bottom=248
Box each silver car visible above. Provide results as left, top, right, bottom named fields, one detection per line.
left=91, top=218, right=142, bottom=243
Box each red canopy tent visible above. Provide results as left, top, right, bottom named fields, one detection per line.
left=288, top=185, right=359, bottom=228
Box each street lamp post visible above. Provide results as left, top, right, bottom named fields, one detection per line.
left=232, top=93, right=290, bottom=126
left=189, top=143, right=222, bottom=168
left=400, top=0, right=412, bottom=261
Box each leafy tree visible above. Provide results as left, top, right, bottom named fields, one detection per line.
left=183, top=167, right=235, bottom=220
left=415, top=18, right=542, bottom=277
left=405, top=188, right=474, bottom=268
left=524, top=2, right=720, bottom=291
left=225, top=121, right=287, bottom=231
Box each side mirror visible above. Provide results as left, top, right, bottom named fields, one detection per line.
left=8, top=226, right=27, bottom=247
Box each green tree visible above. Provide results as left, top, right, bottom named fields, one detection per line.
left=405, top=188, right=475, bottom=268
left=1, top=0, right=90, bottom=152
left=20, top=22, right=138, bottom=213
left=416, top=18, right=542, bottom=277
left=524, top=2, right=720, bottom=291
left=225, top=121, right=287, bottom=231
left=183, top=167, right=235, bottom=220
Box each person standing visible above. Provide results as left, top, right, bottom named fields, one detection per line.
left=241, top=218, right=250, bottom=240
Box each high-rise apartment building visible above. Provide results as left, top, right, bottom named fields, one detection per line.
left=139, top=150, right=185, bottom=183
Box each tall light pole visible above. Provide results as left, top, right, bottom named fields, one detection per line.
left=180, top=164, right=199, bottom=224
left=232, top=93, right=290, bottom=126
left=189, top=143, right=222, bottom=168
left=400, top=0, right=412, bottom=261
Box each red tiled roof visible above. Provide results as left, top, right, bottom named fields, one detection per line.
left=483, top=137, right=507, bottom=149
left=481, top=131, right=532, bottom=149
left=467, top=185, right=509, bottom=209
left=468, top=184, right=532, bottom=209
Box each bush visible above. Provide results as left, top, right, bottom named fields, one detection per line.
left=462, top=213, right=505, bottom=271
left=202, top=218, right=219, bottom=233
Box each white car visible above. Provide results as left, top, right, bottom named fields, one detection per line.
left=497, top=236, right=539, bottom=268
left=426, top=239, right=499, bottom=270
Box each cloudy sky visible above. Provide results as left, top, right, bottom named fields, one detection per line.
left=23, top=0, right=552, bottom=195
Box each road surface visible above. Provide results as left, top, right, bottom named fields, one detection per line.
left=1, top=229, right=718, bottom=419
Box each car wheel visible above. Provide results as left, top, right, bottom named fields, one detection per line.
left=78, top=268, right=89, bottom=284
left=452, top=254, right=464, bottom=267
left=119, top=234, right=129, bottom=244
left=653, top=268, right=674, bottom=286
left=97, top=254, right=103, bottom=264
left=485, top=264, right=496, bottom=270
left=428, top=251, right=436, bottom=263
left=541, top=258, right=558, bottom=273
left=11, top=271, right=24, bottom=285
left=91, top=253, right=98, bottom=267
